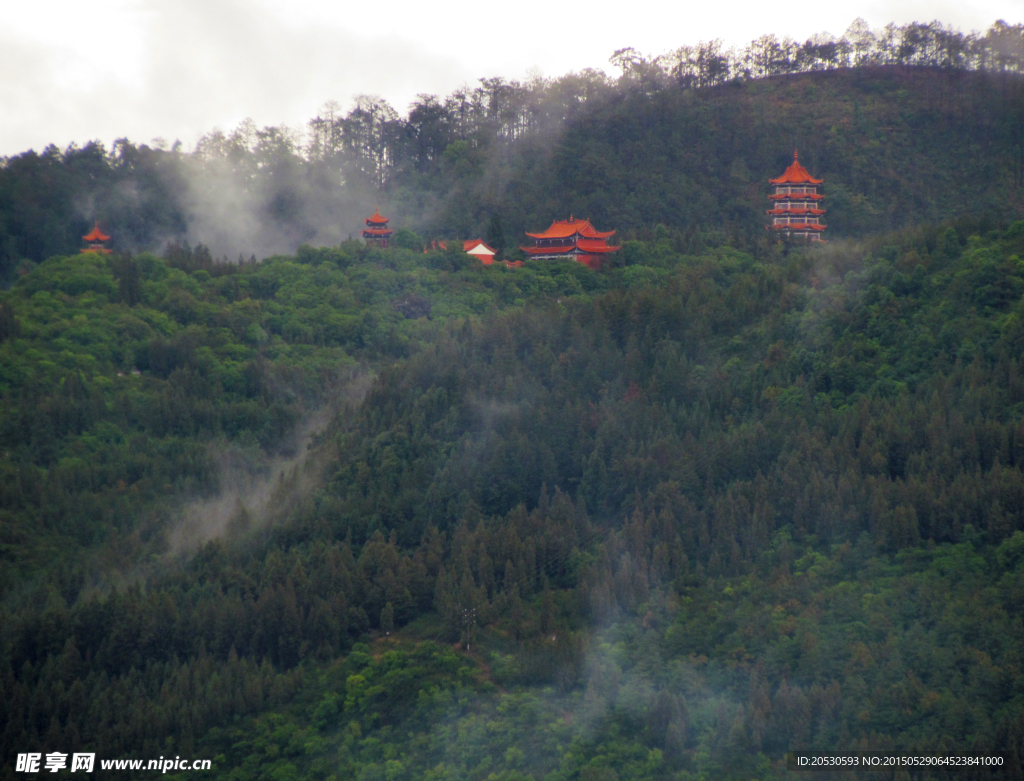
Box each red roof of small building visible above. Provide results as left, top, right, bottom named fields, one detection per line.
left=365, top=209, right=389, bottom=226
left=769, top=151, right=823, bottom=185
left=525, top=216, right=615, bottom=240
left=463, top=239, right=497, bottom=255
left=82, top=224, right=110, bottom=242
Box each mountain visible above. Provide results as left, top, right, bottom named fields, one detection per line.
left=3, top=52, right=1024, bottom=781
left=2, top=215, right=1024, bottom=778
left=2, top=64, right=1023, bottom=277
left=476, top=67, right=1024, bottom=249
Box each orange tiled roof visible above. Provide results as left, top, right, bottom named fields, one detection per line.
left=520, top=244, right=578, bottom=255
left=766, top=207, right=826, bottom=216
left=769, top=192, right=824, bottom=200
left=770, top=222, right=826, bottom=231
left=363, top=228, right=393, bottom=236
left=365, top=209, right=389, bottom=225
left=769, top=151, right=823, bottom=185
left=576, top=238, right=620, bottom=253
left=82, top=223, right=110, bottom=242
left=525, top=216, right=615, bottom=240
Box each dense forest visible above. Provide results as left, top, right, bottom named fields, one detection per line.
left=2, top=19, right=1024, bottom=278
left=3, top=214, right=1024, bottom=778
left=4, top=17, right=1024, bottom=781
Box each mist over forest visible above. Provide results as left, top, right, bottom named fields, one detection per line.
left=2, top=16, right=1024, bottom=781
left=3, top=18, right=1024, bottom=271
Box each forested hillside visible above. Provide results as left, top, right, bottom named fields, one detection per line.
left=2, top=215, right=1024, bottom=779
left=4, top=18, right=1024, bottom=781
left=0, top=239, right=622, bottom=590
left=2, top=20, right=1024, bottom=276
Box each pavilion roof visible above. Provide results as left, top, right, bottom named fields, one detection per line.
left=526, top=216, right=615, bottom=240
left=363, top=228, right=393, bottom=236
left=83, top=224, right=110, bottom=242
left=365, top=209, right=389, bottom=225
left=769, top=151, right=823, bottom=185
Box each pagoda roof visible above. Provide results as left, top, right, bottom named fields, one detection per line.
left=365, top=209, right=389, bottom=225
left=82, top=223, right=110, bottom=242
left=769, top=192, right=824, bottom=201
left=769, top=151, right=823, bottom=185
left=363, top=228, right=394, bottom=236
left=771, top=222, right=826, bottom=231
left=766, top=207, right=826, bottom=216
left=526, top=216, right=615, bottom=240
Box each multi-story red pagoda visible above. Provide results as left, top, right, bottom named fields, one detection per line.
left=362, top=209, right=393, bottom=247
left=767, top=151, right=826, bottom=241
left=520, top=216, right=619, bottom=269
left=81, top=223, right=112, bottom=254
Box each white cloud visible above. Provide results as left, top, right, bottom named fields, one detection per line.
left=1, top=0, right=1020, bottom=156
left=1, top=0, right=471, bottom=155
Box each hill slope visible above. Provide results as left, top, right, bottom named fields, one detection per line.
left=2, top=67, right=1024, bottom=274
left=2, top=221, right=1024, bottom=778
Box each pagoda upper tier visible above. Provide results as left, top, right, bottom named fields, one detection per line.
left=520, top=216, right=619, bottom=269
left=363, top=209, right=393, bottom=247
left=767, top=151, right=826, bottom=241
left=81, top=223, right=112, bottom=254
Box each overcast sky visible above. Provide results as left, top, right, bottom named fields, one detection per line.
left=1, top=0, right=1021, bottom=158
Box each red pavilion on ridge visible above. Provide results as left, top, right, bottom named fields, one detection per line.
left=767, top=151, right=826, bottom=241
left=520, top=216, right=619, bottom=269
left=363, top=209, right=393, bottom=248
left=81, top=223, right=112, bottom=254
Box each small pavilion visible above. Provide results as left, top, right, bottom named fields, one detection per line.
left=362, top=209, right=393, bottom=248
left=81, top=223, right=112, bottom=254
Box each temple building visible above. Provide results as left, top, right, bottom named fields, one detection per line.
left=81, top=223, right=112, bottom=254
left=463, top=239, right=497, bottom=264
left=520, top=216, right=619, bottom=269
left=362, top=209, right=393, bottom=247
left=767, top=151, right=826, bottom=241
